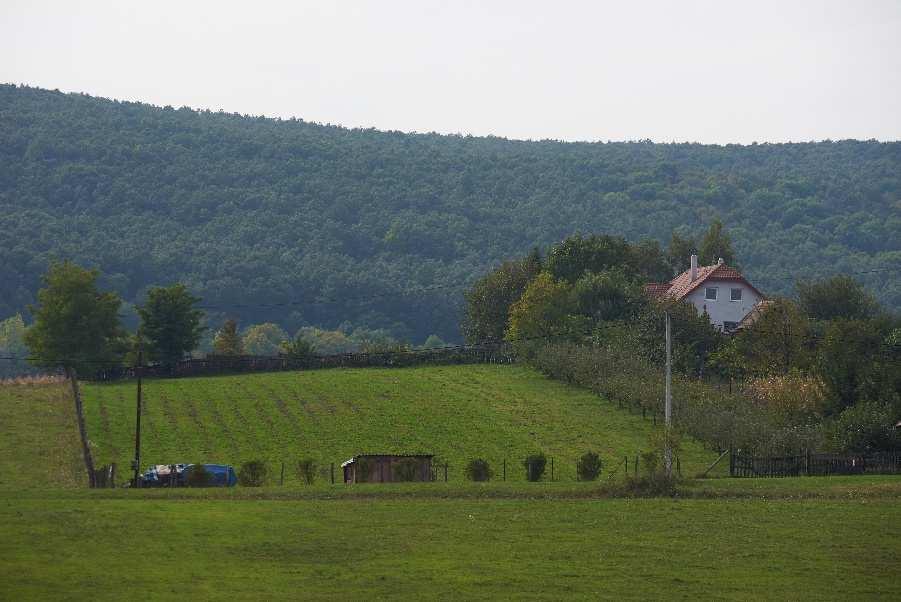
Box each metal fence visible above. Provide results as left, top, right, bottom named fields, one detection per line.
left=730, top=450, right=901, bottom=478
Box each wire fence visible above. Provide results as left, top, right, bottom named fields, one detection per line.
left=93, top=453, right=677, bottom=488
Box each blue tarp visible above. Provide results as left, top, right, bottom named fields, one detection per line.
left=140, top=463, right=237, bottom=487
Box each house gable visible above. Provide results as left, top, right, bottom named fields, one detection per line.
left=645, top=255, right=765, bottom=332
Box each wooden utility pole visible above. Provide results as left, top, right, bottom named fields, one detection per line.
left=132, top=340, right=143, bottom=487
left=67, top=366, right=96, bottom=488
left=664, top=311, right=673, bottom=477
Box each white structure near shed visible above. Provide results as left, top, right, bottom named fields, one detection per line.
left=645, top=254, right=765, bottom=332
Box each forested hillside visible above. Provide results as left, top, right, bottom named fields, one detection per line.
left=1, top=84, right=899, bottom=341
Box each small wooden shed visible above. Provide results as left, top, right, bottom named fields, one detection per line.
left=341, top=454, right=433, bottom=484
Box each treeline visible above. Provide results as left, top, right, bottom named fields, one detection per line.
left=463, top=233, right=901, bottom=455
left=5, top=261, right=446, bottom=379
left=2, top=84, right=900, bottom=343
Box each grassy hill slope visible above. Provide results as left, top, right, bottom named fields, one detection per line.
left=0, top=380, right=85, bottom=488
left=81, top=365, right=717, bottom=481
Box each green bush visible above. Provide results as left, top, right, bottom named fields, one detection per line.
left=465, top=458, right=493, bottom=482
left=576, top=451, right=603, bottom=481
left=295, top=458, right=317, bottom=485
left=185, top=464, right=212, bottom=487
left=827, top=402, right=901, bottom=453
left=238, top=460, right=268, bottom=487
left=524, top=453, right=547, bottom=482
left=620, top=474, right=679, bottom=497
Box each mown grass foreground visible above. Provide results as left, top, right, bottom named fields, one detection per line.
left=2, top=481, right=900, bottom=601
left=81, top=365, right=719, bottom=481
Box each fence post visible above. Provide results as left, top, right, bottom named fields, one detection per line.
left=551, top=457, right=554, bottom=482
left=503, top=458, right=506, bottom=482
left=444, top=462, right=448, bottom=482
left=330, top=463, right=335, bottom=484
left=280, top=462, right=285, bottom=486
left=625, top=456, right=628, bottom=475
left=729, top=446, right=735, bottom=477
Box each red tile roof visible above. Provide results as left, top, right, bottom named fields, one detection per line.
left=736, top=299, right=774, bottom=330
left=647, top=262, right=764, bottom=301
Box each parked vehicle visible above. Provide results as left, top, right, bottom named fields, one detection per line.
left=139, top=463, right=237, bottom=487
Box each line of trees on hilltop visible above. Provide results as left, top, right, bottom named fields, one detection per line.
left=463, top=228, right=901, bottom=455
left=3, top=261, right=449, bottom=379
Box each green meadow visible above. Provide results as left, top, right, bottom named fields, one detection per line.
left=3, top=369, right=900, bottom=600
left=2, top=486, right=900, bottom=601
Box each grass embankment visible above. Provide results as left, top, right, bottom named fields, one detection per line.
left=81, top=365, right=720, bottom=481
left=2, top=485, right=900, bottom=600
left=0, top=380, right=85, bottom=488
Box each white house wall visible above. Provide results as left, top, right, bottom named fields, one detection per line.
left=684, top=281, right=761, bottom=330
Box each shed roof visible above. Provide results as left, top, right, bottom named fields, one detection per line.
left=341, top=453, right=434, bottom=468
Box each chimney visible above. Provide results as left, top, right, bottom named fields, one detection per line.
left=717, top=257, right=724, bottom=265
left=690, top=254, right=698, bottom=281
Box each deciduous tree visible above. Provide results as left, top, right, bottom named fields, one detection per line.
left=698, top=219, right=736, bottom=266
left=212, top=319, right=243, bottom=355
left=797, top=275, right=880, bottom=322
left=137, top=284, right=205, bottom=365
left=24, top=261, right=126, bottom=373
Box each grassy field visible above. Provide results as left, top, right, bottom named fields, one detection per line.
left=0, top=380, right=85, bottom=488
left=81, top=365, right=720, bottom=482
left=2, top=483, right=900, bottom=600
left=3, top=374, right=901, bottom=599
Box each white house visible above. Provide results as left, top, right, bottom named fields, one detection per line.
left=645, top=255, right=765, bottom=332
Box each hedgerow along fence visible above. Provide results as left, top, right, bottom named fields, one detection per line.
left=98, top=454, right=650, bottom=488
left=90, top=343, right=514, bottom=381
left=729, top=450, right=901, bottom=477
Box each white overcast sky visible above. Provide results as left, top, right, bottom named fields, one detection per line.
left=2, top=0, right=900, bottom=143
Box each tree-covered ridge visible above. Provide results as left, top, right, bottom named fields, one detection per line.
left=1, top=84, right=899, bottom=341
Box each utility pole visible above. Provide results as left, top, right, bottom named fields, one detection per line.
left=132, top=338, right=144, bottom=487
left=664, top=311, right=673, bottom=477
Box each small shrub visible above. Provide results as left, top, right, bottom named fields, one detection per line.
left=392, top=458, right=420, bottom=482
left=621, top=429, right=683, bottom=496
left=238, top=460, right=268, bottom=487
left=524, top=453, right=547, bottom=482
left=185, top=464, right=212, bottom=487
left=576, top=451, right=603, bottom=481
left=621, top=474, right=678, bottom=497
left=295, top=458, right=317, bottom=485
left=465, top=458, right=493, bottom=482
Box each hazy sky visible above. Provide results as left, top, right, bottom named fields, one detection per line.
left=2, top=1, right=900, bottom=143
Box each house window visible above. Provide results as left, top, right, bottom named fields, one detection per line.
left=723, top=321, right=739, bottom=332
left=731, top=288, right=742, bottom=301
left=705, top=287, right=718, bottom=300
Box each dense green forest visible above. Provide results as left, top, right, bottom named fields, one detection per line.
left=1, top=84, right=899, bottom=341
